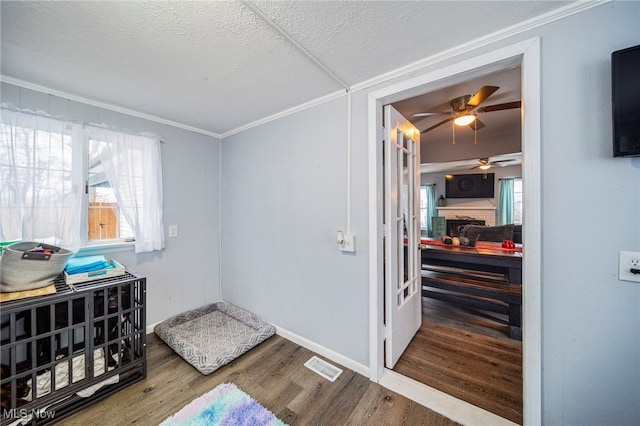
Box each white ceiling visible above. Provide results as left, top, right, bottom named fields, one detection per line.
left=1, top=1, right=576, bottom=137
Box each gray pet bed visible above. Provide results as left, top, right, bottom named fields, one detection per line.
left=154, top=301, right=275, bottom=375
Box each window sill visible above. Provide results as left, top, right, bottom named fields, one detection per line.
left=77, top=241, right=135, bottom=257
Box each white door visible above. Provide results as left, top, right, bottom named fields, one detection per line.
left=384, top=105, right=422, bottom=369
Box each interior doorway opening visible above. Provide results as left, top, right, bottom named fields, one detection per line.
left=389, top=67, right=525, bottom=421
left=368, top=38, right=542, bottom=426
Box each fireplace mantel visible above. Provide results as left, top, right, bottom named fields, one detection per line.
left=436, top=206, right=496, bottom=226
left=437, top=206, right=496, bottom=210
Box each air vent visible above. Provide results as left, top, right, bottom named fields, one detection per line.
left=304, top=356, right=343, bottom=382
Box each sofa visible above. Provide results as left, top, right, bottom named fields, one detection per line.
left=458, top=223, right=522, bottom=243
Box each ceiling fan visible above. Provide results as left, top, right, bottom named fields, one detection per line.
left=470, top=157, right=517, bottom=170
left=412, top=86, right=521, bottom=134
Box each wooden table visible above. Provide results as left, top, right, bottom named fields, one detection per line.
left=421, top=242, right=523, bottom=339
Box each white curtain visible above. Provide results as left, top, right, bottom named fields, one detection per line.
left=0, top=105, right=83, bottom=250
left=86, top=126, right=165, bottom=253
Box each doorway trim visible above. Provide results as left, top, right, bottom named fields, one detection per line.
left=368, top=37, right=541, bottom=425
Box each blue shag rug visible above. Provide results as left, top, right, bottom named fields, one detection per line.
left=161, top=383, right=286, bottom=426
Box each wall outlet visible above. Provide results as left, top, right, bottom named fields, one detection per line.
left=618, top=251, right=640, bottom=283
left=168, top=225, right=178, bottom=238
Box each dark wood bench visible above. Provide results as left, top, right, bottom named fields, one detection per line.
left=422, top=267, right=522, bottom=340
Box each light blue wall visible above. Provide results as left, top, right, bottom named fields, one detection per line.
left=0, top=82, right=223, bottom=326
left=534, top=5, right=639, bottom=425
left=221, top=3, right=639, bottom=425
left=221, top=98, right=370, bottom=362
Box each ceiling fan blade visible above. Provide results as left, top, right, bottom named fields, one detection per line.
left=421, top=118, right=452, bottom=133
left=477, top=100, right=522, bottom=113
left=469, top=118, right=486, bottom=130
left=490, top=159, right=516, bottom=167
left=411, top=111, right=449, bottom=118
left=466, top=86, right=499, bottom=108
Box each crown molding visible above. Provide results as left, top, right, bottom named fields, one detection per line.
left=0, top=75, right=222, bottom=139
left=220, top=89, right=346, bottom=138
left=228, top=1, right=607, bottom=136
left=351, top=1, right=607, bottom=93
left=1, top=1, right=607, bottom=139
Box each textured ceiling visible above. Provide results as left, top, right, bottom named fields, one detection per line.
left=1, top=1, right=576, bottom=136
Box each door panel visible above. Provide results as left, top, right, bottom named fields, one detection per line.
left=384, top=105, right=421, bottom=368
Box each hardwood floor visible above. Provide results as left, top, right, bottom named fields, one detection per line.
left=59, top=333, right=459, bottom=426
left=394, top=298, right=523, bottom=424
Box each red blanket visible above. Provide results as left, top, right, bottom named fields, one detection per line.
left=421, top=238, right=523, bottom=253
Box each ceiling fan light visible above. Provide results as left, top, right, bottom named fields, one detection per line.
left=479, top=164, right=491, bottom=170
left=453, top=114, right=476, bottom=126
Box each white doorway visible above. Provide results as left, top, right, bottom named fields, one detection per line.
left=368, top=38, right=541, bottom=425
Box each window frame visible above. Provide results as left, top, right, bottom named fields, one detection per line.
left=419, top=185, right=429, bottom=236
left=82, top=134, right=135, bottom=248
left=513, top=177, right=523, bottom=225
left=0, top=118, right=151, bottom=254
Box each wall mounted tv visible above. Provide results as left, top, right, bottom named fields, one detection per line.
left=612, top=43, right=640, bottom=157
left=445, top=173, right=495, bottom=199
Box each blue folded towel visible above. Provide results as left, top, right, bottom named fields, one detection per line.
left=66, top=255, right=113, bottom=275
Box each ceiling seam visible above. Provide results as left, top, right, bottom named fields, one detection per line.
left=2, top=1, right=606, bottom=139
left=225, top=0, right=606, bottom=138
left=241, top=0, right=349, bottom=91
left=350, top=0, right=607, bottom=94
left=239, top=1, right=353, bottom=234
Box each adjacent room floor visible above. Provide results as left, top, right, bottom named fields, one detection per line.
left=394, top=297, right=523, bottom=424
left=61, top=333, right=460, bottom=425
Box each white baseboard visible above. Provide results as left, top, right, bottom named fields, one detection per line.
left=147, top=316, right=369, bottom=379
left=146, top=321, right=159, bottom=335
left=147, top=317, right=367, bottom=376
left=147, top=318, right=369, bottom=379
left=380, top=370, right=518, bottom=426
left=275, top=326, right=369, bottom=378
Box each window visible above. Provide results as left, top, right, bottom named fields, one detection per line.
left=0, top=105, right=164, bottom=253
left=420, top=186, right=428, bottom=236
left=87, top=140, right=134, bottom=242
left=513, top=178, right=523, bottom=224
left=0, top=108, right=81, bottom=247
left=420, top=184, right=437, bottom=237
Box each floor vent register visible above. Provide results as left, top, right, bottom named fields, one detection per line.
left=304, top=356, right=343, bottom=382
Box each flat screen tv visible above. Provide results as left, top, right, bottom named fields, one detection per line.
left=445, top=173, right=495, bottom=199
left=612, top=44, right=640, bottom=157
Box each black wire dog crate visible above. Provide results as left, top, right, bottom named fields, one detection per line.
left=1, top=270, right=146, bottom=425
